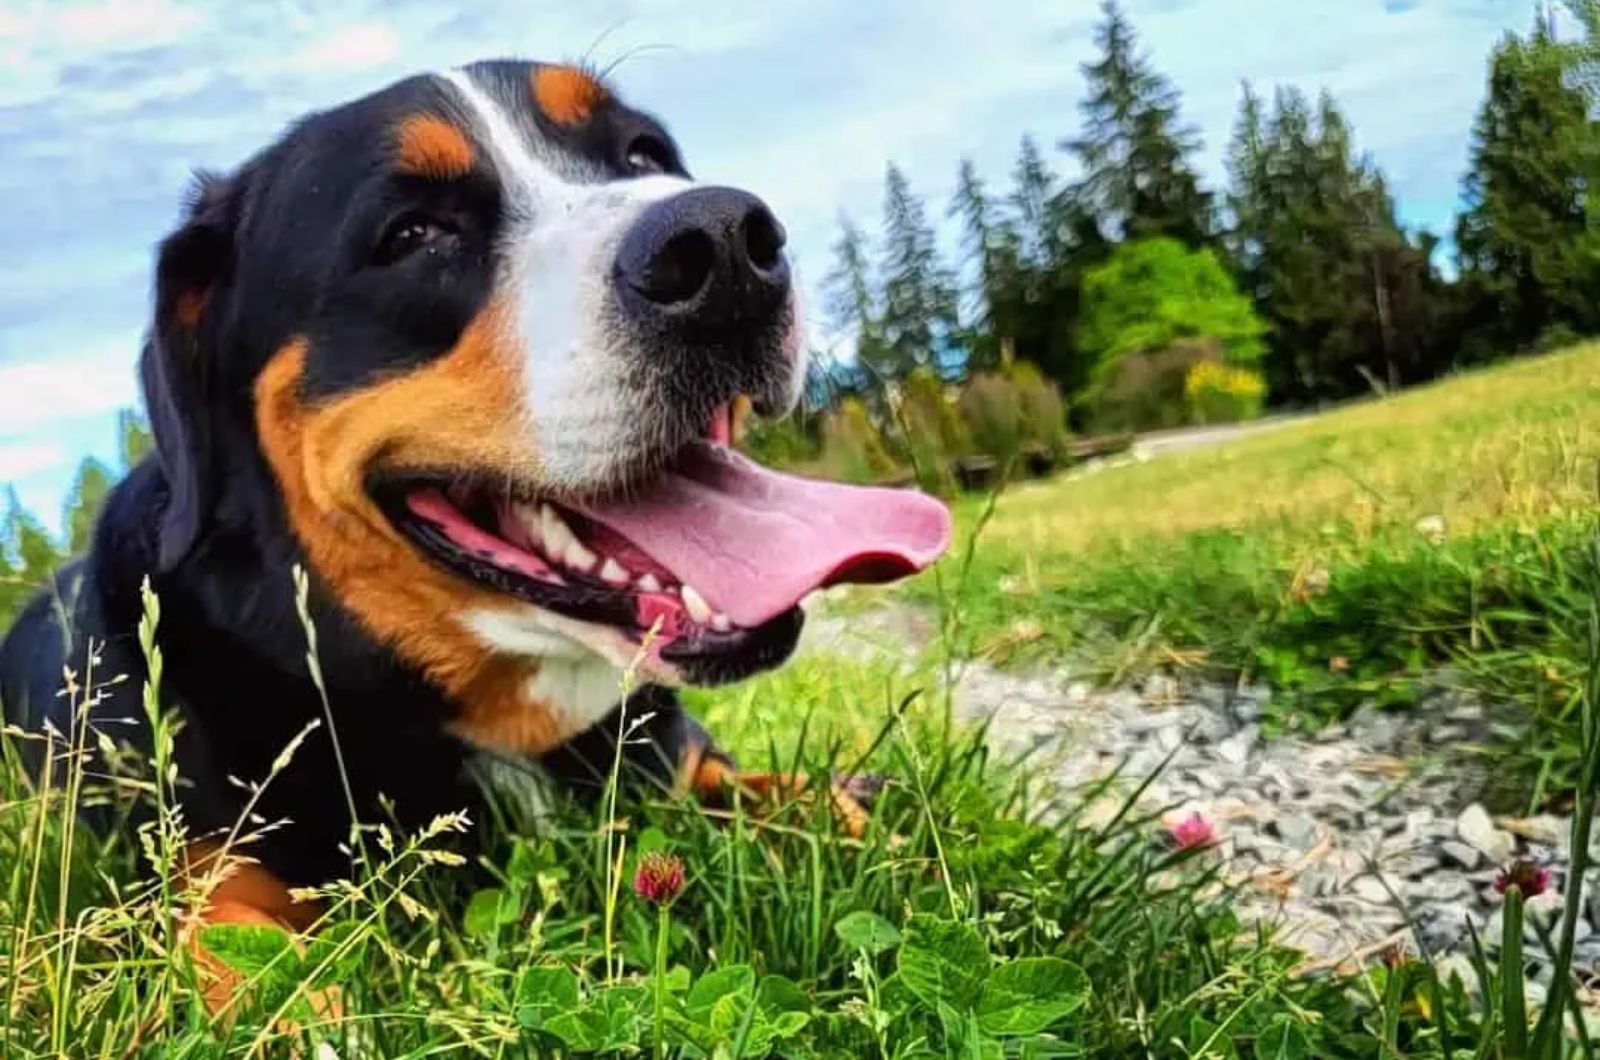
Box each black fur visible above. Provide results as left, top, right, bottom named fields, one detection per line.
left=0, top=62, right=756, bottom=891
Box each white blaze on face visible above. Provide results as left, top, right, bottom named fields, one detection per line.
left=439, top=68, right=694, bottom=488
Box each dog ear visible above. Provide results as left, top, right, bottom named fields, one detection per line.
left=140, top=170, right=243, bottom=571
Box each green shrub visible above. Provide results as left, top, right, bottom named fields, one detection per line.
left=820, top=397, right=897, bottom=483
left=1085, top=337, right=1220, bottom=433
left=896, top=367, right=965, bottom=495
left=1184, top=360, right=1266, bottom=424
left=1079, top=237, right=1266, bottom=388
left=957, top=361, right=1070, bottom=473
left=1006, top=360, right=1071, bottom=459
left=740, top=413, right=820, bottom=468
left=958, top=373, right=1025, bottom=469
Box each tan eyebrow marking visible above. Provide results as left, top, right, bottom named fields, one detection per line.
left=532, top=65, right=607, bottom=126
left=395, top=114, right=475, bottom=179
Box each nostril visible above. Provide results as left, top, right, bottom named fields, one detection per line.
left=741, top=208, right=785, bottom=275
left=638, top=229, right=716, bottom=305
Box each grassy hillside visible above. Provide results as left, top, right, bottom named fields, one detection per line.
left=901, top=343, right=1600, bottom=803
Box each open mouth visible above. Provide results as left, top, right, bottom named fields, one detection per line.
left=369, top=407, right=952, bottom=673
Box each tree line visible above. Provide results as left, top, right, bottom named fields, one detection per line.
left=757, top=1, right=1600, bottom=477
left=6, top=2, right=1600, bottom=610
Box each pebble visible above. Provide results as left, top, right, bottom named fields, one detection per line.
left=1458, top=804, right=1515, bottom=864
left=805, top=606, right=1592, bottom=986
left=935, top=653, right=1595, bottom=980
left=1433, top=840, right=1480, bottom=870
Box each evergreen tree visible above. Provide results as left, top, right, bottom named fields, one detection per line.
left=1456, top=18, right=1600, bottom=351
left=1224, top=85, right=1451, bottom=400
left=1224, top=82, right=1271, bottom=297
left=822, top=214, right=888, bottom=384
left=1067, top=1, right=1211, bottom=247
left=877, top=163, right=959, bottom=379
left=1009, top=135, right=1058, bottom=268
left=1001, top=136, right=1111, bottom=402
left=64, top=456, right=114, bottom=555
left=949, top=158, right=1004, bottom=370
left=117, top=408, right=154, bottom=469
left=0, top=488, right=63, bottom=624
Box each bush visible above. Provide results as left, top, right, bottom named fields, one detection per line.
left=958, top=361, right=1071, bottom=474
left=958, top=374, right=1024, bottom=469
left=1007, top=361, right=1071, bottom=460
left=1184, top=360, right=1266, bottom=424
left=1085, top=337, right=1220, bottom=433
left=1079, top=237, right=1266, bottom=389
left=896, top=368, right=965, bottom=495
left=1530, top=322, right=1582, bottom=355
left=740, top=413, right=820, bottom=468
left=820, top=397, right=897, bottom=483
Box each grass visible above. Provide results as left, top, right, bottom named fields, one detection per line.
left=6, top=345, right=1600, bottom=1054
left=0, top=593, right=1392, bottom=1057
left=899, top=343, right=1600, bottom=805
left=6, top=562, right=1600, bottom=1056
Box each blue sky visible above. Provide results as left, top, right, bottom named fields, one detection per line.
left=0, top=0, right=1536, bottom=533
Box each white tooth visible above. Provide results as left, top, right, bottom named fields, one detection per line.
left=563, top=538, right=596, bottom=572
left=711, top=612, right=732, bottom=633
left=599, top=557, right=629, bottom=585
left=637, top=573, right=663, bottom=592
left=515, top=503, right=543, bottom=543
left=540, top=504, right=573, bottom=554
left=681, top=584, right=712, bottom=624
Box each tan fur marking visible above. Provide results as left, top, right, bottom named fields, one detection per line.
left=395, top=114, right=475, bottom=179
left=174, top=287, right=210, bottom=331
left=532, top=65, right=607, bottom=126
left=252, top=309, right=570, bottom=754
left=179, top=841, right=323, bottom=1014
left=684, top=761, right=871, bottom=838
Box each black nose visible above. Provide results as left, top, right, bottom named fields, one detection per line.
left=614, top=186, right=790, bottom=331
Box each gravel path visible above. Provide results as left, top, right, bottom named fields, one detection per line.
left=805, top=604, right=1600, bottom=993
left=1129, top=414, right=1303, bottom=458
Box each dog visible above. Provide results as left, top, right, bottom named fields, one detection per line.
left=0, top=60, right=949, bottom=960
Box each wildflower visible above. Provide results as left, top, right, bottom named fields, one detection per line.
left=1167, top=811, right=1219, bottom=851
left=1414, top=514, right=1447, bottom=545
left=633, top=851, right=686, bottom=905
left=635, top=851, right=687, bottom=1060
left=1493, top=859, right=1551, bottom=898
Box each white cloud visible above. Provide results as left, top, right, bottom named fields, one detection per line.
left=54, top=0, right=207, bottom=49
left=289, top=19, right=404, bottom=75
left=0, top=0, right=1536, bottom=517
left=0, top=345, right=138, bottom=433
left=0, top=440, right=67, bottom=481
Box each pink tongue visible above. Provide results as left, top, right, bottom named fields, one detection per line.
left=578, top=442, right=952, bottom=630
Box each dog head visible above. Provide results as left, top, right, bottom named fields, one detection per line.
left=140, top=60, right=948, bottom=740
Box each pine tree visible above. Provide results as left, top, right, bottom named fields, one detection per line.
left=1456, top=17, right=1600, bottom=350
left=1223, top=85, right=1451, bottom=400
left=1009, top=135, right=1058, bottom=268
left=876, top=163, right=959, bottom=380
left=949, top=158, right=998, bottom=367
left=950, top=157, right=1030, bottom=371
left=64, top=456, right=114, bottom=555
left=0, top=488, right=63, bottom=624
left=1224, top=82, right=1271, bottom=296
left=1067, top=1, right=1211, bottom=246
left=822, top=214, right=887, bottom=386
left=117, top=408, right=154, bottom=469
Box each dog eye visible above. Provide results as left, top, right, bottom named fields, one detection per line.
left=372, top=213, right=453, bottom=266
left=624, top=135, right=673, bottom=176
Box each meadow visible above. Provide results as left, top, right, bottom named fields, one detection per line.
left=906, top=343, right=1600, bottom=806
left=6, top=346, right=1600, bottom=1056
